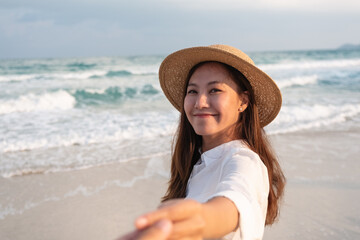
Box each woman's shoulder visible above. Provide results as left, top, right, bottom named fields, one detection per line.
left=221, top=140, right=270, bottom=198
left=202, top=140, right=264, bottom=171
left=223, top=140, right=261, bottom=161
left=222, top=140, right=267, bottom=175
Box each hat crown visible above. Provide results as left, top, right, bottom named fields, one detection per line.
left=209, top=44, right=255, bottom=66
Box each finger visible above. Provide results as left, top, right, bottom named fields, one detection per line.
left=135, top=204, right=170, bottom=229
left=136, top=199, right=202, bottom=229
left=138, top=219, right=172, bottom=240
left=167, top=216, right=205, bottom=240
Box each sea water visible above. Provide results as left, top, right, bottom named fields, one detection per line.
left=1, top=49, right=360, bottom=178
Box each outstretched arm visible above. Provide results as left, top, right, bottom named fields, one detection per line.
left=118, top=197, right=238, bottom=240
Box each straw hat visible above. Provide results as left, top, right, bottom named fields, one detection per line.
left=159, top=44, right=282, bottom=127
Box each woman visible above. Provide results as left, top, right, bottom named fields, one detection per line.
left=119, top=44, right=285, bottom=240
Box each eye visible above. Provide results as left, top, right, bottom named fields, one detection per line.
left=187, top=89, right=197, bottom=94
left=210, top=88, right=222, bottom=93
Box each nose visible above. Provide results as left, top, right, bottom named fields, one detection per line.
left=194, top=93, right=209, bottom=109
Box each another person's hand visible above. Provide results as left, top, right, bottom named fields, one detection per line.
left=134, top=199, right=205, bottom=240
left=118, top=197, right=238, bottom=239
left=117, top=219, right=172, bottom=240
left=117, top=199, right=205, bottom=240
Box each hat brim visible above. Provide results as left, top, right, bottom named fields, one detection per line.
left=159, top=46, right=282, bottom=127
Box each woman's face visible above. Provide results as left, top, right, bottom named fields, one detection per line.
left=184, top=62, right=248, bottom=141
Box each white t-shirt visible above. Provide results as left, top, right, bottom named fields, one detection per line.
left=185, top=140, right=269, bottom=240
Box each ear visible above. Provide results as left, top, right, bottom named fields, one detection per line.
left=238, top=91, right=249, bottom=112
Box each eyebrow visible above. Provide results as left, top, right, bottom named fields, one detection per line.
left=187, top=81, right=222, bottom=87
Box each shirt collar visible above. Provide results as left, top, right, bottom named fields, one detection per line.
left=200, top=139, right=247, bottom=166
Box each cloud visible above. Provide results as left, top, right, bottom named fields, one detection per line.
left=158, top=0, right=360, bottom=13
left=3, top=0, right=360, bottom=14
left=2, top=0, right=360, bottom=27
left=0, top=0, right=360, bottom=58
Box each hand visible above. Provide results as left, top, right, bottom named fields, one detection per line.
left=117, top=219, right=172, bottom=240
left=135, top=199, right=205, bottom=240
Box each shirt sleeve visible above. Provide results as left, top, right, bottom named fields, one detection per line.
left=208, top=150, right=269, bottom=240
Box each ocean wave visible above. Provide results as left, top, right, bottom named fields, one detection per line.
left=105, top=70, right=132, bottom=77
left=0, top=74, right=37, bottom=82
left=1, top=168, right=48, bottom=178
left=122, top=66, right=159, bottom=75
left=0, top=90, right=76, bottom=114
left=51, top=71, right=107, bottom=80
left=276, top=75, right=318, bottom=89
left=66, top=62, right=97, bottom=70
left=0, top=71, right=107, bottom=82
left=0, top=67, right=157, bottom=83
left=3, top=63, right=51, bottom=74
left=0, top=151, right=170, bottom=179
left=74, top=85, right=160, bottom=105
left=259, top=58, right=360, bottom=71
left=1, top=124, right=174, bottom=153
left=268, top=103, right=360, bottom=134
left=0, top=110, right=177, bottom=153
left=90, top=69, right=158, bottom=78
left=0, top=83, right=162, bottom=131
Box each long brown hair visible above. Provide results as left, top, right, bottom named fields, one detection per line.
left=162, top=61, right=285, bottom=225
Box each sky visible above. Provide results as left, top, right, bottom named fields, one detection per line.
left=1, top=0, right=360, bottom=59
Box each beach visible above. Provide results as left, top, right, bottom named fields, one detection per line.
left=264, top=127, right=360, bottom=239
left=1, top=49, right=360, bottom=239
left=1, top=126, right=359, bottom=240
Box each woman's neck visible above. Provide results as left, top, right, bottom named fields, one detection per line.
left=201, top=134, right=237, bottom=152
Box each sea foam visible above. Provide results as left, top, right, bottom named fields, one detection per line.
left=0, top=110, right=177, bottom=153
left=0, top=90, right=76, bottom=114
left=276, top=75, right=318, bottom=89
left=268, top=103, right=360, bottom=134
left=0, top=74, right=37, bottom=82
left=259, top=58, right=360, bottom=71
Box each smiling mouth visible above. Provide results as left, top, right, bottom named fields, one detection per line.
left=193, top=113, right=217, bottom=118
